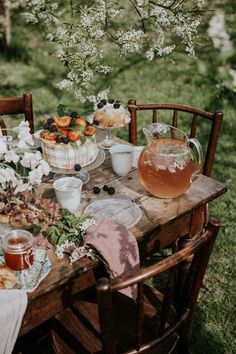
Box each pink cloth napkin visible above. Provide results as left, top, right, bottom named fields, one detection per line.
left=84, top=216, right=140, bottom=299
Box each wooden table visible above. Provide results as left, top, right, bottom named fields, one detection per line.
left=17, top=136, right=226, bottom=336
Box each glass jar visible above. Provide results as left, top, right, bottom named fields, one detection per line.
left=1, top=230, right=34, bottom=271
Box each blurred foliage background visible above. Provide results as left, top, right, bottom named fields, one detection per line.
left=0, top=1, right=235, bottom=353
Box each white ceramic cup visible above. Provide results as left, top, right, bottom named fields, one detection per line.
left=109, top=144, right=134, bottom=176
left=53, top=177, right=83, bottom=213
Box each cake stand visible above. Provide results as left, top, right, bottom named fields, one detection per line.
left=96, top=125, right=126, bottom=149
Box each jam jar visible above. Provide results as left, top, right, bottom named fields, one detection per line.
left=2, top=230, right=34, bottom=271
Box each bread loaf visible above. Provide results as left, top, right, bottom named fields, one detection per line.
left=0, top=264, right=17, bottom=289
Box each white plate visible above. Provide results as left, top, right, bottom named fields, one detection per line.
left=0, top=248, right=51, bottom=293
left=84, top=198, right=142, bottom=228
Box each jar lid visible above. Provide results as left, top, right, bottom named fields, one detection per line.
left=2, top=230, right=34, bottom=253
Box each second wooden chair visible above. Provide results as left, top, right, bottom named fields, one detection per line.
left=0, top=93, right=34, bottom=134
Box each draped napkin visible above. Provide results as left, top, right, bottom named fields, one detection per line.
left=0, top=290, right=27, bottom=354
left=84, top=216, right=140, bottom=299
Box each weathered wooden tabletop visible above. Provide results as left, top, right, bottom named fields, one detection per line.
left=12, top=133, right=227, bottom=336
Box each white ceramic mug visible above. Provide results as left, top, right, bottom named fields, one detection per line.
left=53, top=177, right=83, bottom=213
left=109, top=144, right=134, bottom=176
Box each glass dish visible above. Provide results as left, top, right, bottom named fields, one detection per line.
left=84, top=198, right=142, bottom=228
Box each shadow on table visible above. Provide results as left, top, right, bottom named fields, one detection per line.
left=190, top=306, right=226, bottom=354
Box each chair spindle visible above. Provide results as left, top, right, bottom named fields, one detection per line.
left=190, top=114, right=197, bottom=138
left=135, top=282, right=145, bottom=351
left=172, top=110, right=178, bottom=127
left=159, top=268, right=176, bottom=336
left=152, top=109, right=157, bottom=123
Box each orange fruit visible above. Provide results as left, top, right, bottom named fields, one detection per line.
left=58, top=127, right=69, bottom=136
left=84, top=125, right=96, bottom=136
left=57, top=116, right=71, bottom=128
left=75, top=117, right=87, bottom=129
left=68, top=130, right=81, bottom=142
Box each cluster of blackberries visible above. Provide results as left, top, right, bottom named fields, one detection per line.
left=43, top=117, right=55, bottom=130
left=57, top=136, right=69, bottom=144
left=93, top=185, right=115, bottom=195
left=97, top=99, right=121, bottom=110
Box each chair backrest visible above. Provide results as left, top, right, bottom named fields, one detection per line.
left=128, top=100, right=223, bottom=177
left=0, top=93, right=34, bottom=134
left=97, top=220, right=220, bottom=354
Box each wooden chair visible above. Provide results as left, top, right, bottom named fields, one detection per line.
left=52, top=219, right=220, bottom=354
left=0, top=93, right=34, bottom=134
left=128, top=100, right=223, bottom=177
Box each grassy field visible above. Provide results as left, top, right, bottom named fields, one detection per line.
left=0, top=9, right=235, bottom=354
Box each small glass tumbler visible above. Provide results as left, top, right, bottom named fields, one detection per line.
left=1, top=230, right=34, bottom=271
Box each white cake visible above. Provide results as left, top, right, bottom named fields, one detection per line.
left=41, top=137, right=98, bottom=170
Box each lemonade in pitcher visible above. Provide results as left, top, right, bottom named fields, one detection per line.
left=138, top=124, right=203, bottom=198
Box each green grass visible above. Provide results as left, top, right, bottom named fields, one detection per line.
left=0, top=11, right=236, bottom=354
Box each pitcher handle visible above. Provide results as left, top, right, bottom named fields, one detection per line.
left=187, top=138, right=203, bottom=182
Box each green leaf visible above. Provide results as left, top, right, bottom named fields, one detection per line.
left=80, top=135, right=87, bottom=145
left=70, top=142, right=78, bottom=149
left=57, top=104, right=71, bottom=117
left=72, top=125, right=84, bottom=133
left=57, top=233, right=68, bottom=245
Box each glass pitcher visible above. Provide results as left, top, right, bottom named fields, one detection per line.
left=138, top=123, right=203, bottom=198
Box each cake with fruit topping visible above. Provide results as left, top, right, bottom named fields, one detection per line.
left=93, top=99, right=131, bottom=128
left=40, top=111, right=98, bottom=170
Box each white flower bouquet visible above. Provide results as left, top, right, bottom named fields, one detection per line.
left=0, top=121, right=51, bottom=194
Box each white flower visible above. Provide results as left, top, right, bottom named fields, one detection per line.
left=17, top=121, right=34, bottom=147
left=69, top=246, right=88, bottom=264
left=0, top=167, right=18, bottom=188
left=46, top=33, right=54, bottom=41
left=29, top=165, right=44, bottom=185
left=21, top=151, right=42, bottom=170
left=55, top=79, right=73, bottom=90
left=145, top=49, right=155, bottom=61
left=80, top=218, right=96, bottom=232
left=39, top=159, right=50, bottom=176
left=4, top=150, right=20, bottom=164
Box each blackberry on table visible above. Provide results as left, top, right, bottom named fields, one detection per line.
left=108, top=98, right=115, bottom=104
left=108, top=187, right=115, bottom=195
left=93, top=186, right=101, bottom=194
left=103, top=185, right=109, bottom=191
left=74, top=164, right=81, bottom=172
left=100, top=99, right=107, bottom=105
left=113, top=103, right=121, bottom=109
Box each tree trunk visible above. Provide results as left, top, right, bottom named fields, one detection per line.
left=0, top=0, right=11, bottom=49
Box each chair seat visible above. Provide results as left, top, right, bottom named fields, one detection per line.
left=52, top=285, right=178, bottom=354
